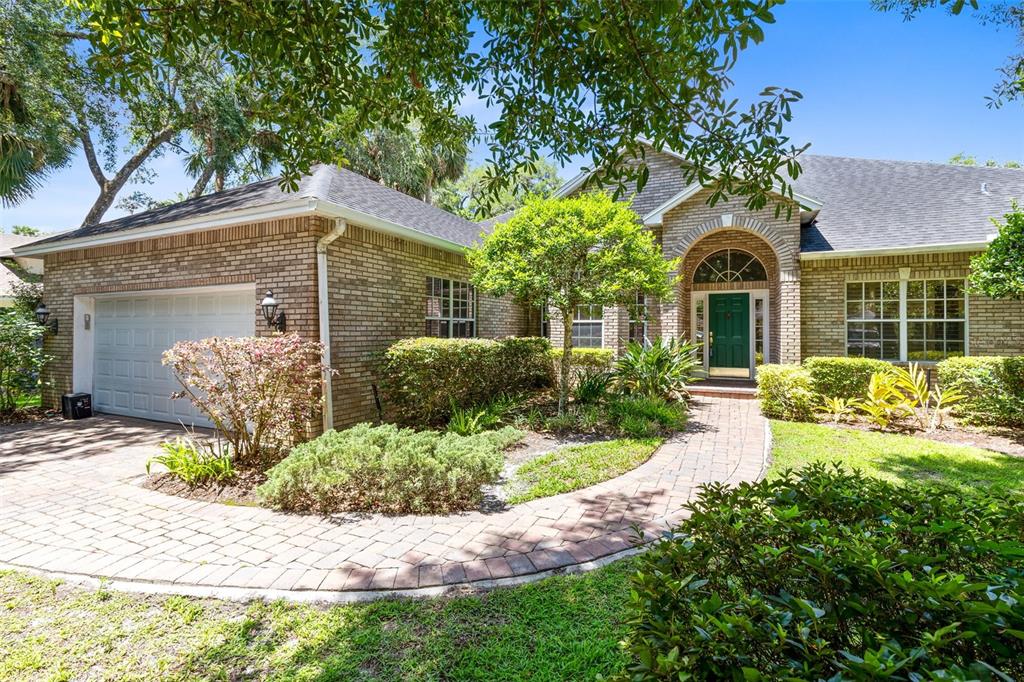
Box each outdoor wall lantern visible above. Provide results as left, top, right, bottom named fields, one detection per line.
left=260, top=290, right=286, bottom=332
left=34, top=303, right=58, bottom=334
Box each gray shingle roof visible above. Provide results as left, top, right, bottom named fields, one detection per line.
left=794, top=155, right=1024, bottom=253
left=28, top=164, right=483, bottom=250
left=476, top=210, right=515, bottom=231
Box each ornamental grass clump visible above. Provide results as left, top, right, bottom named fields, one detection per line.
left=257, top=423, right=522, bottom=514
left=162, top=334, right=329, bottom=468
left=620, top=464, right=1024, bottom=681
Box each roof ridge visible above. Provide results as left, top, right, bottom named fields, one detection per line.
left=802, top=153, right=1024, bottom=172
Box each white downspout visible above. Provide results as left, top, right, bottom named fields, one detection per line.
left=317, top=218, right=347, bottom=432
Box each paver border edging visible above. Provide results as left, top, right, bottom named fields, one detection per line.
left=1, top=545, right=647, bottom=604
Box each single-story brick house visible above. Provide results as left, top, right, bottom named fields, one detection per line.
left=15, top=144, right=1024, bottom=429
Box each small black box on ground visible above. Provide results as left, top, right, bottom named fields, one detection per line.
left=61, top=393, right=92, bottom=420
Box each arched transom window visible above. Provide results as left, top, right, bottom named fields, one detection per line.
left=693, top=249, right=767, bottom=283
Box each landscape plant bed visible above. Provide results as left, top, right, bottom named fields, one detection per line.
left=824, top=418, right=1024, bottom=458
left=141, top=469, right=265, bottom=506
left=0, top=406, right=57, bottom=428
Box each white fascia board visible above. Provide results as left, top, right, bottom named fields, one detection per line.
left=554, top=170, right=594, bottom=198
left=12, top=197, right=471, bottom=257
left=12, top=198, right=318, bottom=256
left=643, top=183, right=704, bottom=225
left=800, top=239, right=992, bottom=260
left=313, top=201, right=469, bottom=254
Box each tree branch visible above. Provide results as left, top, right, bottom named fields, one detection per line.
left=78, top=120, right=108, bottom=187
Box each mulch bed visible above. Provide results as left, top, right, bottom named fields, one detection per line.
left=0, top=407, right=61, bottom=432
left=142, top=469, right=266, bottom=506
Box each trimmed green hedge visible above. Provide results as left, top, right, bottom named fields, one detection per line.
left=621, top=465, right=1024, bottom=680
left=550, top=347, right=615, bottom=371
left=258, top=423, right=522, bottom=514
left=379, top=336, right=551, bottom=425
left=755, top=364, right=815, bottom=421
left=938, top=356, right=1024, bottom=427
left=803, top=356, right=891, bottom=399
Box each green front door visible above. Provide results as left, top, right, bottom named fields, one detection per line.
left=709, top=293, right=750, bottom=373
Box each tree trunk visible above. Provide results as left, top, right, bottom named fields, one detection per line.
left=188, top=163, right=216, bottom=198
left=80, top=125, right=176, bottom=226
left=558, top=309, right=574, bottom=415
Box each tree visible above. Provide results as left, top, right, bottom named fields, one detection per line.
left=468, top=193, right=676, bottom=414
left=77, top=0, right=807, bottom=213
left=329, top=119, right=473, bottom=202
left=435, top=160, right=562, bottom=219
left=970, top=203, right=1024, bottom=299
left=1, top=1, right=286, bottom=224
left=949, top=153, right=1022, bottom=168
left=874, top=1, right=1024, bottom=106
left=10, top=225, right=40, bottom=236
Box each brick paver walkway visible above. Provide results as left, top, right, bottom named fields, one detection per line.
left=0, top=396, right=766, bottom=600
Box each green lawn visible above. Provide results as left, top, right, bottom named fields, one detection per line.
left=0, top=560, right=633, bottom=682
left=507, top=437, right=660, bottom=504
left=770, top=420, right=1024, bottom=493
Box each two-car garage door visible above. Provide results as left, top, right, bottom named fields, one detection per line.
left=93, top=289, right=254, bottom=427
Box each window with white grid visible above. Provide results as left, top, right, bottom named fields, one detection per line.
left=425, top=276, right=476, bottom=338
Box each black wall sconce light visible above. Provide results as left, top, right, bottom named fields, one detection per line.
left=34, top=303, right=58, bottom=334
left=260, top=290, right=286, bottom=332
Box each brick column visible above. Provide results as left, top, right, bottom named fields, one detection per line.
left=779, top=267, right=802, bottom=364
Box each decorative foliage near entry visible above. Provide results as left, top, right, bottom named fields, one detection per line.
left=803, top=356, right=891, bottom=399
left=938, top=355, right=1024, bottom=427
left=162, top=334, right=328, bottom=467
left=754, top=364, right=816, bottom=421
left=257, top=423, right=522, bottom=514
left=612, top=338, right=702, bottom=401
left=0, top=310, right=47, bottom=414
left=620, top=464, right=1024, bottom=681
left=469, top=193, right=676, bottom=414
left=379, top=336, right=551, bottom=426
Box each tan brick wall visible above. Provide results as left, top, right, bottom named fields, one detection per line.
left=800, top=250, right=1024, bottom=358
left=41, top=216, right=530, bottom=429
left=322, top=219, right=530, bottom=427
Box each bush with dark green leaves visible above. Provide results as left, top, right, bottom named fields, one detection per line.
left=619, top=465, right=1024, bottom=681
left=378, top=336, right=551, bottom=425
left=258, top=423, right=522, bottom=514
left=755, top=364, right=816, bottom=421
left=938, top=356, right=1024, bottom=427
left=803, top=356, right=892, bottom=399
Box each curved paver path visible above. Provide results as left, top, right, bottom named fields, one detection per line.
left=0, top=396, right=767, bottom=601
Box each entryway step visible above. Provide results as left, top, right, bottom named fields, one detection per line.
left=688, top=382, right=758, bottom=400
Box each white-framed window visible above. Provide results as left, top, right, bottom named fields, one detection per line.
left=845, top=278, right=967, bottom=362
left=572, top=304, right=603, bottom=348
left=628, top=293, right=648, bottom=345
left=425, top=276, right=476, bottom=338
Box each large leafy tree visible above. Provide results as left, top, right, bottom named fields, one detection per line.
left=435, top=159, right=562, bottom=219
left=970, top=204, right=1024, bottom=299
left=0, top=1, right=285, bottom=224
left=468, top=193, right=676, bottom=414
left=77, top=0, right=807, bottom=211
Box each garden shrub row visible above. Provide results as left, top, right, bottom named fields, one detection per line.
left=257, top=423, right=522, bottom=514
left=621, top=464, right=1024, bottom=680
left=937, top=355, right=1024, bottom=426
left=803, top=356, right=891, bottom=398
left=379, top=336, right=552, bottom=425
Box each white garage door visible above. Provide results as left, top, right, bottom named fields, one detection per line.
left=93, top=289, right=255, bottom=426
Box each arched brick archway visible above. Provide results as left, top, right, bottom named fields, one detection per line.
left=667, top=214, right=799, bottom=276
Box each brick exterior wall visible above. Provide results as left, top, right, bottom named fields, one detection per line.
left=801, top=250, right=1024, bottom=359
left=321, top=218, right=530, bottom=427
left=40, top=215, right=530, bottom=428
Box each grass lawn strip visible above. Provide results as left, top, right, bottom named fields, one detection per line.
left=770, top=420, right=1024, bottom=493
left=507, top=437, right=661, bottom=504
left=0, top=560, right=632, bottom=682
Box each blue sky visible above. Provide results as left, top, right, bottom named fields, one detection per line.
left=3, top=0, right=1022, bottom=233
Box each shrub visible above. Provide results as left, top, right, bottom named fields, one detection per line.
left=146, top=435, right=235, bottom=485
left=620, top=465, right=1024, bottom=681
left=938, top=356, right=1024, bottom=427
left=816, top=395, right=857, bottom=424
left=0, top=310, right=47, bottom=413
left=606, top=395, right=687, bottom=438
left=755, top=364, right=816, bottom=421
left=803, top=356, right=891, bottom=399
left=551, top=347, right=614, bottom=381
left=379, top=336, right=551, bottom=425
left=572, top=367, right=612, bottom=405
left=612, top=338, right=701, bottom=401
left=853, top=370, right=914, bottom=430
left=162, top=334, right=328, bottom=468
left=257, top=423, right=522, bottom=514
left=887, top=362, right=964, bottom=431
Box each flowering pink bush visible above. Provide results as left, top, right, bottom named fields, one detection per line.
left=162, top=334, right=330, bottom=468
